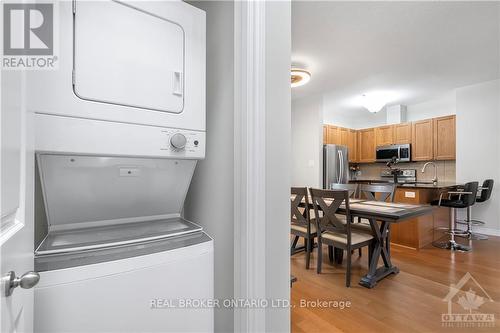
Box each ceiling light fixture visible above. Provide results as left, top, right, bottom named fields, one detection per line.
left=361, top=93, right=387, bottom=113
left=291, top=68, right=311, bottom=88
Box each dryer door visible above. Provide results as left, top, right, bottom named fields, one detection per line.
left=73, top=0, right=184, bottom=113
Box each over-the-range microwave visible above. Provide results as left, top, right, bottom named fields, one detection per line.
left=376, top=144, right=411, bottom=163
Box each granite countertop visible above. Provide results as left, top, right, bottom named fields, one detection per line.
left=397, top=182, right=461, bottom=189
left=350, top=179, right=461, bottom=189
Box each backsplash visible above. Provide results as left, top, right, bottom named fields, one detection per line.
left=352, top=161, right=456, bottom=182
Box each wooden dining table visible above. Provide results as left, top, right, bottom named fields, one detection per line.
left=291, top=196, right=433, bottom=288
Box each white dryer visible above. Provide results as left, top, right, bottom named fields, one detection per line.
left=29, top=1, right=211, bottom=332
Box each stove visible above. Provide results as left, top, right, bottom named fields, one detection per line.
left=380, top=169, right=416, bottom=183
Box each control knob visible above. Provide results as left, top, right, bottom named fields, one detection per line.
left=170, top=133, right=187, bottom=150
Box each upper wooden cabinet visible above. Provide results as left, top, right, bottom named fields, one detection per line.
left=433, top=115, right=456, bottom=160
left=375, top=125, right=394, bottom=146
left=358, top=128, right=376, bottom=163
left=393, top=123, right=412, bottom=144
left=347, top=129, right=357, bottom=162
left=327, top=125, right=341, bottom=145
left=322, top=114, right=455, bottom=163
left=412, top=119, right=434, bottom=161
left=339, top=127, right=348, bottom=146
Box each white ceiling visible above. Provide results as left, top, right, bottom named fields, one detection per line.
left=292, top=1, right=500, bottom=116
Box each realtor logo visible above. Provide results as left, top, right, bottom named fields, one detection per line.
left=441, top=272, right=495, bottom=328
left=2, top=1, right=58, bottom=69
left=3, top=3, right=53, bottom=55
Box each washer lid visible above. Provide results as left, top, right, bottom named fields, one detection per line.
left=73, top=0, right=185, bottom=113
left=37, top=154, right=196, bottom=228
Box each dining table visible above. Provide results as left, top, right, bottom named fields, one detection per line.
left=291, top=195, right=433, bottom=288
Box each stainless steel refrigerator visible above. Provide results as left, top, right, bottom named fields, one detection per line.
left=323, top=144, right=349, bottom=188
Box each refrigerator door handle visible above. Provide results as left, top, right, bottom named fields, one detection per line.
left=339, top=150, right=344, bottom=183
left=337, top=150, right=342, bottom=183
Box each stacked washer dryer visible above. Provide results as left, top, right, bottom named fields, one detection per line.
left=28, top=1, right=211, bottom=332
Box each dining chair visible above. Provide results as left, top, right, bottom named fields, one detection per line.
left=329, top=183, right=359, bottom=198
left=352, top=183, right=396, bottom=257
left=327, top=183, right=360, bottom=258
left=291, top=187, right=317, bottom=269
left=309, top=188, right=374, bottom=287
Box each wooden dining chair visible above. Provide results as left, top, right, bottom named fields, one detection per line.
left=329, top=183, right=358, bottom=198
left=309, top=188, right=374, bottom=287
left=291, top=187, right=317, bottom=269
left=326, top=183, right=360, bottom=258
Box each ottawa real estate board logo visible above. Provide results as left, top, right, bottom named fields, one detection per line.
left=442, top=272, right=495, bottom=328
left=2, top=1, right=58, bottom=69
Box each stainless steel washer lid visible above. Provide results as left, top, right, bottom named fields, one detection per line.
left=35, top=231, right=212, bottom=272
left=35, top=217, right=202, bottom=256
left=37, top=154, right=197, bottom=229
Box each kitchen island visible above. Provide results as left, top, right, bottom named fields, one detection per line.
left=350, top=180, right=460, bottom=249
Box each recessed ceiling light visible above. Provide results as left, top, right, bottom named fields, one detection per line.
left=291, top=68, right=311, bottom=88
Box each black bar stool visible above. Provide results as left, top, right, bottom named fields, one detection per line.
left=457, top=179, right=494, bottom=241
left=431, top=182, right=479, bottom=252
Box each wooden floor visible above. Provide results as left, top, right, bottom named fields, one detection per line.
left=291, top=236, right=500, bottom=332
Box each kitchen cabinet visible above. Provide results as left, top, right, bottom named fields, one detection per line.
left=375, top=125, right=394, bottom=146
left=347, top=129, right=357, bottom=162
left=391, top=187, right=450, bottom=249
left=327, top=125, right=341, bottom=145
left=323, top=114, right=455, bottom=163
left=412, top=119, right=433, bottom=161
left=393, top=123, right=412, bottom=144
left=339, top=127, right=348, bottom=146
left=358, top=128, right=376, bottom=162
left=433, top=115, right=456, bottom=160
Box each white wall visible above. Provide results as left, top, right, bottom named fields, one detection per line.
left=183, top=1, right=234, bottom=331
left=456, top=79, right=500, bottom=234
left=291, top=95, right=323, bottom=187
left=406, top=91, right=456, bottom=121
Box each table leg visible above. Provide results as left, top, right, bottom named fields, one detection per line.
left=359, top=220, right=399, bottom=288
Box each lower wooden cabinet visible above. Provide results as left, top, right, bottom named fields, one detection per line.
left=391, top=188, right=450, bottom=249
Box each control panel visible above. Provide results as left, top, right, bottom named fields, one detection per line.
left=160, top=128, right=204, bottom=157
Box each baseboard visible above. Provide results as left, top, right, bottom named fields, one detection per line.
left=473, top=226, right=500, bottom=237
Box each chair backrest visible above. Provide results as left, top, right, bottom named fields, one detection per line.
left=359, top=183, right=396, bottom=202
left=329, top=183, right=358, bottom=198
left=478, top=179, right=494, bottom=202
left=462, top=181, right=479, bottom=206
left=309, top=188, right=350, bottom=235
left=291, top=187, right=310, bottom=227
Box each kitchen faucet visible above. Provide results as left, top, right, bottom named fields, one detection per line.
left=421, top=162, right=438, bottom=185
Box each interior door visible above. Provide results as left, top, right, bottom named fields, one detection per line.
left=73, top=0, right=185, bottom=113
left=1, top=69, right=36, bottom=332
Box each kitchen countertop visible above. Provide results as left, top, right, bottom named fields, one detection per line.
left=349, top=179, right=461, bottom=189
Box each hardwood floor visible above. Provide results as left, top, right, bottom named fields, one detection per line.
left=291, top=236, right=500, bottom=332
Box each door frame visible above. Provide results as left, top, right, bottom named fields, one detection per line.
left=233, top=1, right=291, bottom=332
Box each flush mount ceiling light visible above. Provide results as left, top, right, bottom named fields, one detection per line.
left=361, top=93, right=388, bottom=113
left=291, top=68, right=311, bottom=88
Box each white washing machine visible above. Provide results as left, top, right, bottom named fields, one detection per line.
left=29, top=1, right=211, bottom=332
